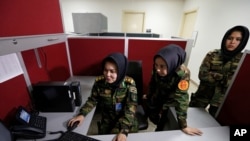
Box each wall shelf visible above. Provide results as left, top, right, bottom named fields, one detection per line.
left=0, top=33, right=67, bottom=56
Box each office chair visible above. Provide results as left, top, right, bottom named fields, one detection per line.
left=126, top=60, right=148, bottom=130
left=0, top=120, right=13, bottom=141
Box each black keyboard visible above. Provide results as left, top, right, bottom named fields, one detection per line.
left=30, top=116, right=46, bottom=130
left=58, top=131, right=100, bottom=141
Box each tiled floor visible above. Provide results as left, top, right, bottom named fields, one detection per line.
left=87, top=81, right=198, bottom=135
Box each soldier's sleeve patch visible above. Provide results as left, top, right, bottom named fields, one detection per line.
left=130, top=92, right=137, bottom=102
left=178, top=80, right=189, bottom=91
left=129, top=86, right=137, bottom=93
left=129, top=86, right=137, bottom=102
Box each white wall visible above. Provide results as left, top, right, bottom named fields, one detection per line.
left=184, top=0, right=250, bottom=83
left=60, top=0, right=250, bottom=84
left=60, top=0, right=184, bottom=37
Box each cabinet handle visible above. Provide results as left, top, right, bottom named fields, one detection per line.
left=47, top=38, right=59, bottom=41
left=12, top=39, right=18, bottom=45
left=34, top=48, right=42, bottom=68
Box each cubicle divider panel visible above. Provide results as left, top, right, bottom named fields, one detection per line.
left=21, top=43, right=70, bottom=84
left=216, top=50, right=250, bottom=126
left=68, top=37, right=125, bottom=76
left=127, top=38, right=187, bottom=93
left=0, top=74, right=31, bottom=125
left=0, top=0, right=66, bottom=127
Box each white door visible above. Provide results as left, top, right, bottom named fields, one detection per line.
left=179, top=10, right=198, bottom=39
left=122, top=11, right=145, bottom=33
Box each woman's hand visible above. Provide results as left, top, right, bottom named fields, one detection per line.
left=68, top=115, right=84, bottom=127
left=112, top=133, right=127, bottom=141
left=182, top=126, right=203, bottom=136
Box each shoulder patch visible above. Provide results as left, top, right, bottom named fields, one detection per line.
left=178, top=80, right=189, bottom=91
left=95, top=75, right=105, bottom=82
left=176, top=65, right=190, bottom=78
left=125, top=76, right=134, bottom=84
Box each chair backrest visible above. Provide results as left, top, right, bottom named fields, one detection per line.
left=0, top=120, right=13, bottom=141
left=126, top=60, right=149, bottom=130
left=126, top=60, right=143, bottom=105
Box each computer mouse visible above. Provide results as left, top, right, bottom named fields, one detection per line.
left=67, top=121, right=79, bottom=131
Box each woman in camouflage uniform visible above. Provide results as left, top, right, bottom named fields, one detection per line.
left=189, top=25, right=249, bottom=117
left=144, top=44, right=203, bottom=135
left=68, top=53, right=138, bottom=141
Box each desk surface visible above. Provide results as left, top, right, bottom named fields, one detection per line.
left=89, top=126, right=229, bottom=141
left=169, top=107, right=221, bottom=128
left=26, top=76, right=229, bottom=141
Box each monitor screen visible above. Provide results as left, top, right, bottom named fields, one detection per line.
left=32, top=81, right=75, bottom=112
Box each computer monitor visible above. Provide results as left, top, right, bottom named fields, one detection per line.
left=32, top=81, right=76, bottom=112
left=215, top=50, right=250, bottom=126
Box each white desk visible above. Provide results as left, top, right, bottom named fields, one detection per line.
left=163, top=107, right=221, bottom=130
left=185, top=107, right=221, bottom=127
left=89, top=126, right=229, bottom=141
left=25, top=76, right=229, bottom=141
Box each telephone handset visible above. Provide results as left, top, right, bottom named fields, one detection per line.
left=11, top=106, right=46, bottom=139
left=11, top=125, right=45, bottom=139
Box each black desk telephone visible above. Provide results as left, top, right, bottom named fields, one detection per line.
left=11, top=106, right=47, bottom=139
left=11, top=125, right=45, bottom=139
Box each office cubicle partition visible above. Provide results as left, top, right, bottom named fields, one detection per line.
left=67, top=36, right=191, bottom=93
left=127, top=38, right=187, bottom=93
left=68, top=37, right=125, bottom=76
left=216, top=50, right=250, bottom=125
left=0, top=0, right=65, bottom=125
left=0, top=0, right=63, bottom=37
left=21, top=43, right=70, bottom=84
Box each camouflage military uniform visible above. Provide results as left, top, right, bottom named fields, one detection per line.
left=189, top=49, right=242, bottom=116
left=79, top=75, right=138, bottom=135
left=147, top=64, right=190, bottom=129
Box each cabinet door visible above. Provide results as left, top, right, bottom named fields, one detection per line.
left=0, top=0, right=64, bottom=37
